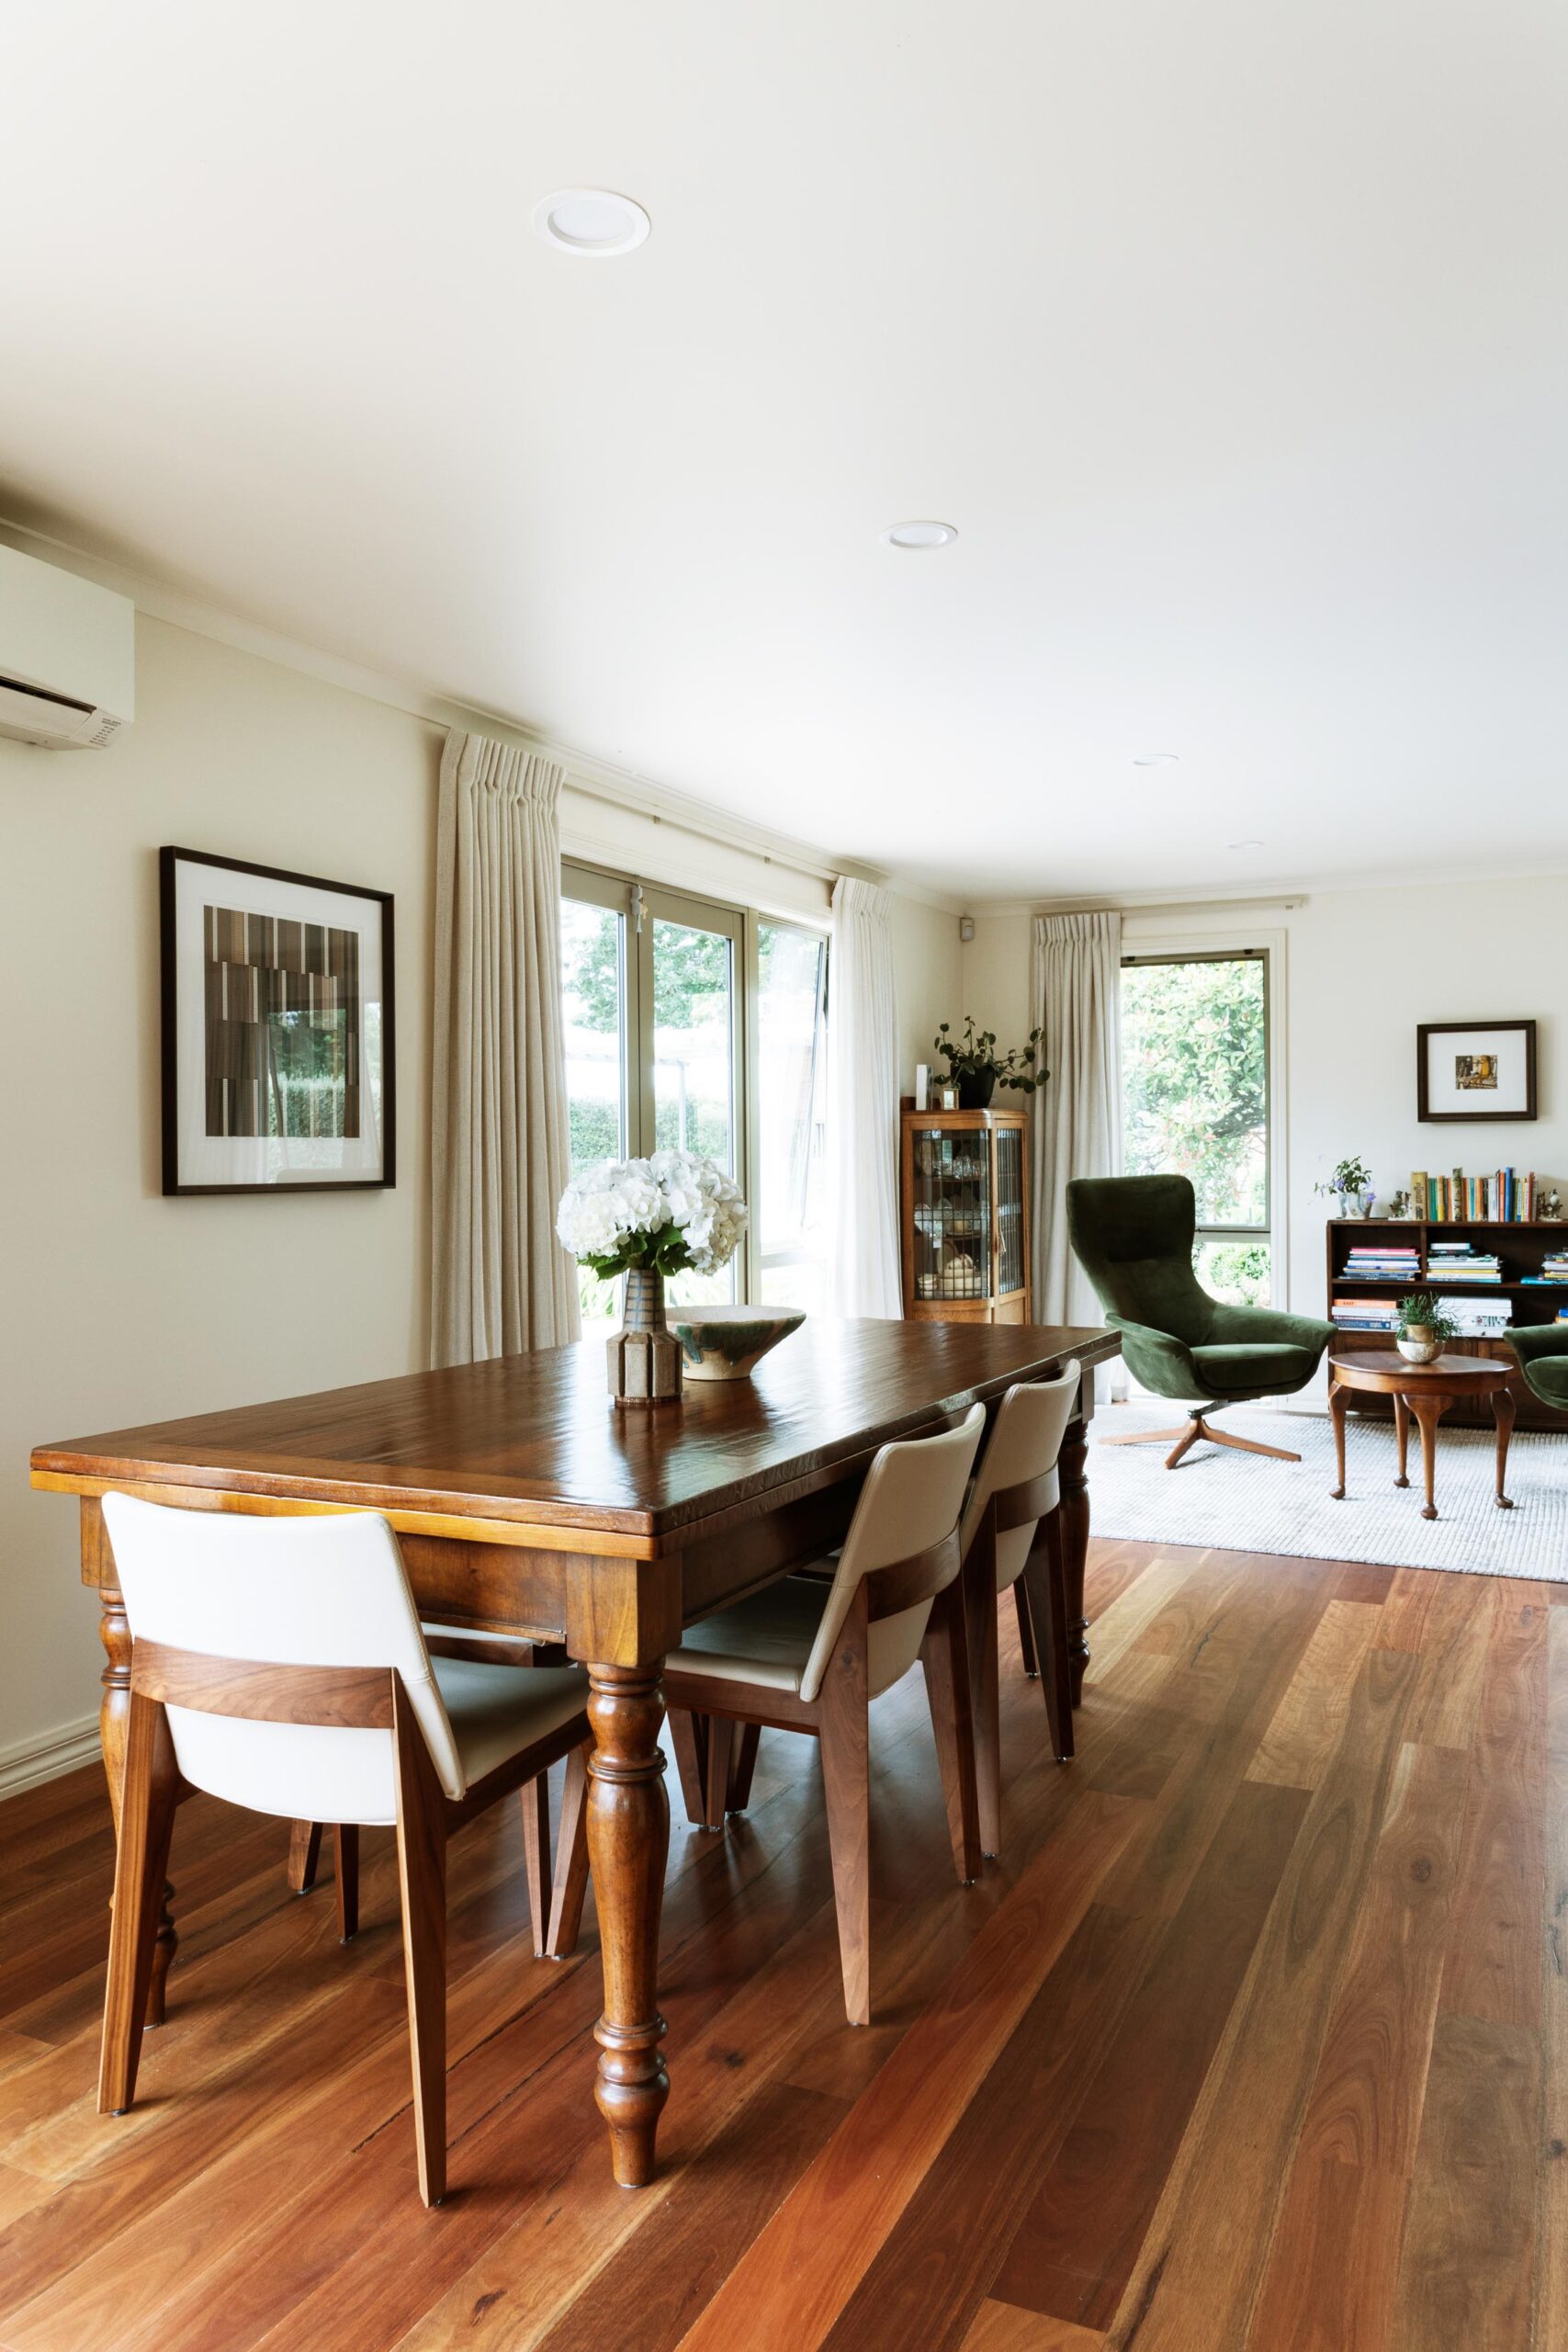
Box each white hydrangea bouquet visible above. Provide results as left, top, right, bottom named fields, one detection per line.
left=557, top=1150, right=748, bottom=1403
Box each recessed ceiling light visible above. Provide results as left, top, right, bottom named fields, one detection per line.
left=1227, top=838, right=1264, bottom=850
left=533, top=188, right=650, bottom=257
left=882, top=521, right=958, bottom=550
left=1132, top=752, right=1179, bottom=767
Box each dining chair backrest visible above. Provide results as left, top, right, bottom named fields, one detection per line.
left=959, top=1363, right=1081, bottom=1593
left=798, top=1402, right=986, bottom=1702
left=100, top=1494, right=464, bottom=1826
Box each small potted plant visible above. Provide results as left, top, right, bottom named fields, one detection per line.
left=932, top=1017, right=1047, bottom=1110
left=1315, top=1156, right=1374, bottom=1217
left=1395, top=1290, right=1457, bottom=1364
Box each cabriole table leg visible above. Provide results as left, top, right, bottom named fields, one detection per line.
left=1494, top=1384, right=1517, bottom=1509
left=585, top=1661, right=671, bottom=2187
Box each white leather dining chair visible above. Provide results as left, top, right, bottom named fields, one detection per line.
left=662, top=1404, right=986, bottom=2026
left=97, top=1493, right=592, bottom=2205
left=957, top=1363, right=1081, bottom=1854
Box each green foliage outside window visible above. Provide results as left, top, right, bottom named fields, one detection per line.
left=1122, top=956, right=1268, bottom=1228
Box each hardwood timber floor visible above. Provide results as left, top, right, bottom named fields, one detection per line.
left=0, top=1540, right=1561, bottom=2352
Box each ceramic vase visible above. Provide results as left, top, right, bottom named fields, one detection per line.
left=607, top=1268, right=683, bottom=1406
left=1397, top=1327, right=1442, bottom=1364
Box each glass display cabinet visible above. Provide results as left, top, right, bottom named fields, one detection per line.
left=899, top=1106, right=1032, bottom=1323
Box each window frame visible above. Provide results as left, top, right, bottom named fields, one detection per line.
left=1119, top=935, right=1286, bottom=1306
left=561, top=860, right=829, bottom=1302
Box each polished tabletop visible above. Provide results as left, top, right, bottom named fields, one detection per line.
left=32, top=1317, right=1118, bottom=1544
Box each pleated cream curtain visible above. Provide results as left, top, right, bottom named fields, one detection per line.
left=1031, top=910, right=1123, bottom=1326
left=828, top=876, right=904, bottom=1317
left=430, top=730, right=581, bottom=1365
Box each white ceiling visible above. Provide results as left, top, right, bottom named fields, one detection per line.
left=3, top=2, right=1565, bottom=901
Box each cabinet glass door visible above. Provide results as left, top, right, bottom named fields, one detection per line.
left=996, top=1126, right=1024, bottom=1295
left=910, top=1127, right=993, bottom=1303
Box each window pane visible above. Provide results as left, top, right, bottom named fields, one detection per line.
left=652, top=916, right=737, bottom=1305
left=757, top=922, right=829, bottom=1287
left=1195, top=1237, right=1272, bottom=1307
left=1122, top=955, right=1268, bottom=1227
left=561, top=895, right=627, bottom=1331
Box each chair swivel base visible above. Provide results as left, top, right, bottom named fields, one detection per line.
left=1100, top=1409, right=1301, bottom=1471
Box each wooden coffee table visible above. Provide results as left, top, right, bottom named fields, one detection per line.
left=1329, top=1350, right=1516, bottom=1521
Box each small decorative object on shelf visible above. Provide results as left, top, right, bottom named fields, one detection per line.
left=1544, top=1188, right=1563, bottom=1221
left=1395, top=1290, right=1458, bottom=1364
left=1315, top=1156, right=1373, bottom=1217
left=931, top=1016, right=1047, bottom=1111
left=557, top=1150, right=748, bottom=1406
left=1387, top=1188, right=1413, bottom=1219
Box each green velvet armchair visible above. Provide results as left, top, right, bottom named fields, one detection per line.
left=1506, top=1323, right=1568, bottom=1414
left=1066, top=1173, right=1334, bottom=1468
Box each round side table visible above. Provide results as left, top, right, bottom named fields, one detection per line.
left=1328, top=1351, right=1516, bottom=1521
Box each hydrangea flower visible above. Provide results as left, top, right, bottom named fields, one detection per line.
left=557, top=1150, right=748, bottom=1278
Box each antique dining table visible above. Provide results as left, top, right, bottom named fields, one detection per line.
left=30, top=1315, right=1117, bottom=2187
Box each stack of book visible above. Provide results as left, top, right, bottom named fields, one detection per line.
left=1411, top=1168, right=1540, bottom=1220
left=1426, top=1242, right=1503, bottom=1283
left=1446, top=1300, right=1514, bottom=1336
left=1526, top=1247, right=1568, bottom=1285
left=1342, top=1245, right=1421, bottom=1282
left=1331, top=1298, right=1402, bottom=1333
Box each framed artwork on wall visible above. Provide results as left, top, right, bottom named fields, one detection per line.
left=1416, top=1018, right=1537, bottom=1124
left=160, top=846, right=395, bottom=1193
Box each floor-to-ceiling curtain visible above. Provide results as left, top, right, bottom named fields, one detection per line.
left=1032, top=910, right=1122, bottom=1326
left=829, top=876, right=903, bottom=1317
left=430, top=729, right=581, bottom=1365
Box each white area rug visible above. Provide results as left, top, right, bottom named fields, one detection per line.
left=1089, top=1400, right=1568, bottom=1582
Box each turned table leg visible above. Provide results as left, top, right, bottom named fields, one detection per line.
left=1408, top=1392, right=1448, bottom=1521
left=1392, top=1392, right=1411, bottom=1488
left=1328, top=1380, right=1349, bottom=1500
left=1058, top=1412, right=1090, bottom=1707
left=1494, top=1384, right=1517, bottom=1510
left=99, top=1577, right=177, bottom=2026
left=585, top=1662, right=670, bottom=2187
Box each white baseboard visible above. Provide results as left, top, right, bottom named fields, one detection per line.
left=0, top=1713, right=101, bottom=1803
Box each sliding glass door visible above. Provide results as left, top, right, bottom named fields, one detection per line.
left=1121, top=947, right=1272, bottom=1306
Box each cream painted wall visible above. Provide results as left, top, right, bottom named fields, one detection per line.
left=962, top=881, right=1568, bottom=1370
left=0, top=609, right=948, bottom=1774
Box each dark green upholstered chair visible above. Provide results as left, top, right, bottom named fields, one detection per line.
left=1066, top=1173, right=1334, bottom=1468
left=1506, top=1325, right=1568, bottom=1414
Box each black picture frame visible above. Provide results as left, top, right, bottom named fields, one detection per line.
left=1416, top=1018, right=1537, bottom=1124
left=160, top=845, right=396, bottom=1194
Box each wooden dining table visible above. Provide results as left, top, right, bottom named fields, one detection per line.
left=30, top=1315, right=1117, bottom=2187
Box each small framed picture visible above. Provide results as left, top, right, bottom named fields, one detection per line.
left=161, top=846, right=395, bottom=1193
left=1416, top=1019, right=1537, bottom=1124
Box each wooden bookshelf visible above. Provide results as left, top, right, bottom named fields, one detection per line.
left=1325, top=1216, right=1568, bottom=1432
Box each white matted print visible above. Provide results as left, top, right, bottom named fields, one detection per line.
left=161, top=847, right=395, bottom=1193
left=1417, top=1020, right=1536, bottom=1123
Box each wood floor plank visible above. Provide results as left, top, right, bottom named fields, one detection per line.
left=991, top=1777, right=1309, bottom=2333
left=1438, top=1588, right=1549, bottom=2031
left=1375, top=1567, right=1496, bottom=1752
left=1387, top=2014, right=1537, bottom=2350
left=1102, top=1641, right=1419, bottom=2352
left=1245, top=1599, right=1382, bottom=1792
left=959, top=2303, right=1106, bottom=2351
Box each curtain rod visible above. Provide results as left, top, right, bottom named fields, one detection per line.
left=1036, top=892, right=1308, bottom=920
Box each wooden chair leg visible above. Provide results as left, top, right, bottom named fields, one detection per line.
left=98, top=1691, right=180, bottom=2115
left=1013, top=1581, right=1039, bottom=1678
left=667, top=1708, right=709, bottom=1828
left=547, top=1744, right=592, bottom=1960
left=818, top=1594, right=872, bottom=2027
left=334, top=1824, right=360, bottom=1941
left=520, top=1772, right=552, bottom=1960
left=701, top=1713, right=736, bottom=1833
left=726, top=1722, right=761, bottom=1813
left=288, top=1819, right=323, bottom=1894
left=920, top=1583, right=982, bottom=1883
left=392, top=1682, right=449, bottom=2207
left=1021, top=1511, right=1075, bottom=1763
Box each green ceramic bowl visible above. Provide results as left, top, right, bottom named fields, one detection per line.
left=671, top=1306, right=807, bottom=1382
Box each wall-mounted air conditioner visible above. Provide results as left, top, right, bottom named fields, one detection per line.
left=0, top=542, right=134, bottom=748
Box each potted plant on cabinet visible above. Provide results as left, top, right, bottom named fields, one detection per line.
left=932, top=1017, right=1047, bottom=1110
left=1315, top=1156, right=1374, bottom=1217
